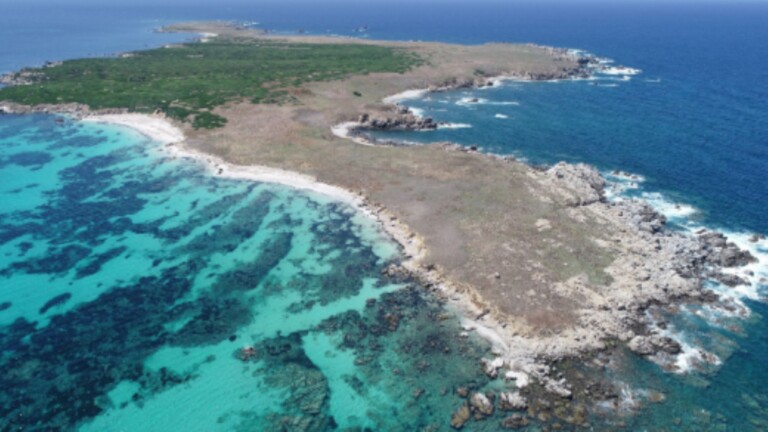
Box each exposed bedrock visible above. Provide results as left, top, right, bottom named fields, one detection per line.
left=546, top=162, right=606, bottom=206
left=357, top=111, right=438, bottom=131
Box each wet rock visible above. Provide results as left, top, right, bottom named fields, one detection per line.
left=718, top=246, right=757, bottom=267
left=499, top=391, right=528, bottom=411
left=450, top=403, right=471, bottom=429
left=712, top=272, right=750, bottom=287
left=500, top=414, right=529, bottom=429
left=470, top=392, right=495, bottom=417
left=456, top=387, right=469, bottom=398
left=628, top=335, right=682, bottom=356
left=481, top=357, right=503, bottom=378
left=699, top=232, right=757, bottom=267
left=545, top=379, right=573, bottom=398
left=699, top=289, right=720, bottom=303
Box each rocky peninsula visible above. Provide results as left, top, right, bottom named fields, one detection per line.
left=0, top=21, right=758, bottom=428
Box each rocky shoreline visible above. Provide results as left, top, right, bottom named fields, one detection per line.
left=332, top=72, right=760, bottom=428
left=0, top=101, right=129, bottom=118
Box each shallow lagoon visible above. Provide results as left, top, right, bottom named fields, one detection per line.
left=0, top=115, right=510, bottom=431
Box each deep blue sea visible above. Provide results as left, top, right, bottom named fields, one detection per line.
left=1, top=1, right=767, bottom=430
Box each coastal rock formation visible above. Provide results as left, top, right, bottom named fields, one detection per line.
left=500, top=414, right=530, bottom=429
left=0, top=69, right=44, bottom=86
left=628, top=335, right=682, bottom=356
left=499, top=391, right=528, bottom=411
left=546, top=162, right=606, bottom=206
left=357, top=110, right=437, bottom=131
left=0, top=102, right=127, bottom=119
left=450, top=403, right=471, bottom=429
left=698, top=231, right=757, bottom=267
left=469, top=392, right=495, bottom=417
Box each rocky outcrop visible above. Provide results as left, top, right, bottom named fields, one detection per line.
left=450, top=403, right=471, bottom=429
left=711, top=272, right=750, bottom=287
left=481, top=357, right=504, bottom=378
left=0, top=102, right=127, bottom=120
left=628, top=334, right=682, bottom=356
left=500, top=414, right=529, bottom=429
left=498, top=391, right=527, bottom=411
left=698, top=231, right=757, bottom=268
left=469, top=392, right=495, bottom=417
left=359, top=112, right=438, bottom=131
left=547, top=162, right=606, bottom=206
left=0, top=70, right=42, bottom=86
left=616, top=200, right=668, bottom=234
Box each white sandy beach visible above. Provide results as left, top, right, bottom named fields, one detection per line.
left=83, top=114, right=360, bottom=205
left=82, top=113, right=428, bottom=267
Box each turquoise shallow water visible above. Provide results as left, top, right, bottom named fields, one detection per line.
left=0, top=115, right=514, bottom=431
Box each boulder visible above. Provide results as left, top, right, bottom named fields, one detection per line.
left=713, top=272, right=750, bottom=287
left=499, top=391, right=527, bottom=411
left=481, top=357, right=504, bottom=378
left=698, top=232, right=757, bottom=267
left=547, top=162, right=606, bottom=206
left=628, top=335, right=682, bottom=356
left=470, top=392, right=495, bottom=417
left=500, top=414, right=529, bottom=429
left=718, top=246, right=756, bottom=268
left=450, top=403, right=471, bottom=429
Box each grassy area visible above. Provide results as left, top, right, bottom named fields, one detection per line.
left=0, top=38, right=421, bottom=128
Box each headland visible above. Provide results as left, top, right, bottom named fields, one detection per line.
left=0, top=21, right=757, bottom=418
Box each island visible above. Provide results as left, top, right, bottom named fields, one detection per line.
left=0, top=21, right=755, bottom=423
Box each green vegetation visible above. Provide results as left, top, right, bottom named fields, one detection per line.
left=0, top=39, right=421, bottom=128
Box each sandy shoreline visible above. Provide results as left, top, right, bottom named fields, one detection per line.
left=84, top=114, right=360, bottom=205
left=82, top=113, right=428, bottom=268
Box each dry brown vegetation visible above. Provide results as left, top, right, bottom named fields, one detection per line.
left=165, top=22, right=623, bottom=338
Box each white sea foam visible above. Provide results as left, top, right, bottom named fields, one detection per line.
left=606, top=168, right=768, bottom=377
left=504, top=371, right=530, bottom=388
left=643, top=320, right=723, bottom=374
left=602, top=170, right=645, bottom=199
left=409, top=107, right=425, bottom=118
left=494, top=113, right=509, bottom=119
left=715, top=230, right=768, bottom=299
left=456, top=97, right=520, bottom=107
left=640, top=192, right=698, bottom=219
left=437, top=122, right=472, bottom=130
left=599, top=66, right=642, bottom=76
left=456, top=97, right=487, bottom=106
left=671, top=340, right=722, bottom=373
left=461, top=318, right=510, bottom=354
